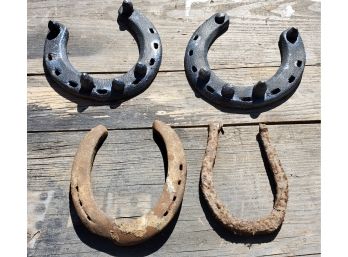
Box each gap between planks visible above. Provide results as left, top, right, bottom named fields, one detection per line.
left=26, top=63, right=321, bottom=77
left=27, top=120, right=320, bottom=134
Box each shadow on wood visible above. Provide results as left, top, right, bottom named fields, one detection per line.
left=69, top=191, right=182, bottom=256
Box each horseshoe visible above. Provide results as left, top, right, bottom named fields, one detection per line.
left=70, top=120, right=187, bottom=246
left=200, top=123, right=288, bottom=235
left=44, top=0, right=162, bottom=104
left=184, top=12, right=306, bottom=111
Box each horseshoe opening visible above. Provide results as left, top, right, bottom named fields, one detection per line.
left=43, top=0, right=162, bottom=105
left=184, top=13, right=306, bottom=111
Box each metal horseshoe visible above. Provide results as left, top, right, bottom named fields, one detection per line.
left=184, top=12, right=306, bottom=111
left=70, top=120, right=187, bottom=246
left=200, top=123, right=288, bottom=235
left=44, top=0, right=162, bottom=104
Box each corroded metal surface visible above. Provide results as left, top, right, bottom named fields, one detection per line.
left=200, top=123, right=289, bottom=235
left=44, top=0, right=162, bottom=105
left=70, top=120, right=187, bottom=246
left=184, top=12, right=306, bottom=111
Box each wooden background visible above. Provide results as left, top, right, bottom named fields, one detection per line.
left=27, top=0, right=321, bottom=256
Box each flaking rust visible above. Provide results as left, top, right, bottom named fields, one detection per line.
left=200, top=123, right=289, bottom=236
left=70, top=120, right=187, bottom=246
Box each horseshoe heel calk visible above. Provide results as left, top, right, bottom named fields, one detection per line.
left=70, top=120, right=187, bottom=246
left=184, top=13, right=306, bottom=111
left=44, top=0, right=162, bottom=105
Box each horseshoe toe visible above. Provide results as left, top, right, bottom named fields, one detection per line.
left=184, top=13, right=306, bottom=111
left=200, top=123, right=289, bottom=235
left=44, top=0, right=162, bottom=105
left=70, top=120, right=187, bottom=246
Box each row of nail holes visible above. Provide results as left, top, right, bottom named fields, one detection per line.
left=149, top=27, right=157, bottom=66
left=188, top=35, right=303, bottom=101
left=75, top=185, right=94, bottom=222
left=163, top=163, right=183, bottom=217
left=47, top=27, right=158, bottom=94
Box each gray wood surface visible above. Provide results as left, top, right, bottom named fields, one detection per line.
left=28, top=124, right=320, bottom=257
left=27, top=0, right=321, bottom=256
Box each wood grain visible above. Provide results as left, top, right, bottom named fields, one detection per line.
left=28, top=124, right=320, bottom=256
left=27, top=0, right=320, bottom=74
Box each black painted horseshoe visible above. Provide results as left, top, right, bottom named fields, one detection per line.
left=184, top=13, right=306, bottom=111
left=44, top=0, right=162, bottom=104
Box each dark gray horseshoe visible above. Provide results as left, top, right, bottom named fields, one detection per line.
left=43, top=0, right=162, bottom=104
left=184, top=13, right=306, bottom=111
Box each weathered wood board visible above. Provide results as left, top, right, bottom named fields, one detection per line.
left=28, top=124, right=320, bottom=256
left=28, top=65, right=320, bottom=131
left=27, top=0, right=320, bottom=74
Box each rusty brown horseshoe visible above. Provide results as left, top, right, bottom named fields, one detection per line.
left=70, top=120, right=187, bottom=246
left=200, top=123, right=288, bottom=235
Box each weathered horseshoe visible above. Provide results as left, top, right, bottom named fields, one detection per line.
left=44, top=0, right=162, bottom=104
left=70, top=120, right=187, bottom=246
left=200, top=123, right=288, bottom=235
left=184, top=13, right=306, bottom=111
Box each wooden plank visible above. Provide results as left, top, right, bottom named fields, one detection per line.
left=28, top=0, right=321, bottom=74
left=28, top=65, right=320, bottom=131
left=28, top=124, right=320, bottom=256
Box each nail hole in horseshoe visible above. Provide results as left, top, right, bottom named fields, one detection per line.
left=163, top=211, right=168, bottom=217
left=87, top=215, right=92, bottom=222
left=207, top=86, right=215, bottom=94
left=149, top=58, right=155, bottom=66
left=193, top=35, right=199, bottom=40
left=54, top=68, right=61, bottom=76
left=286, top=28, right=298, bottom=44
left=192, top=66, right=197, bottom=72
left=149, top=28, right=155, bottom=33
left=189, top=50, right=193, bottom=56
left=241, top=97, right=252, bottom=102
left=79, top=199, right=83, bottom=206
left=68, top=80, right=78, bottom=88
left=178, top=180, right=181, bottom=185
left=288, top=75, right=295, bottom=83
left=153, top=42, right=159, bottom=49
left=75, top=186, right=79, bottom=192
left=296, top=60, right=302, bottom=67
left=271, top=88, right=281, bottom=95
left=179, top=164, right=183, bottom=170
left=173, top=196, right=177, bottom=201
left=48, top=53, right=54, bottom=61
left=97, top=89, right=108, bottom=95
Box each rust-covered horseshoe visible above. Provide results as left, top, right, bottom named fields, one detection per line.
left=70, top=120, right=187, bottom=246
left=200, top=123, right=288, bottom=235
